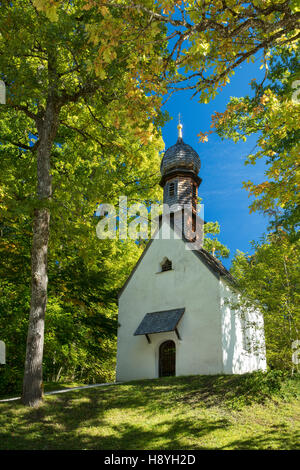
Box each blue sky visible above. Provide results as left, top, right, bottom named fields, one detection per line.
left=162, top=60, right=269, bottom=268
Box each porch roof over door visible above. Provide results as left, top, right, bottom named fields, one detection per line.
left=134, top=308, right=185, bottom=336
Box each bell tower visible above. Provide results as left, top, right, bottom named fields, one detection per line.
left=160, top=121, right=202, bottom=214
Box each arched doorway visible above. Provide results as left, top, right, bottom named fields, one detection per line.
left=159, top=340, right=176, bottom=377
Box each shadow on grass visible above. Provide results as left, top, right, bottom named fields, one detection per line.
left=0, top=389, right=231, bottom=450
left=0, top=374, right=298, bottom=450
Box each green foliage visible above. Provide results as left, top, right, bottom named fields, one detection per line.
left=28, top=1, right=300, bottom=115
left=0, top=227, right=146, bottom=395
left=215, top=45, right=300, bottom=236
left=204, top=221, right=230, bottom=259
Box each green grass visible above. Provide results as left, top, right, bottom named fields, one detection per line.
left=0, top=373, right=299, bottom=450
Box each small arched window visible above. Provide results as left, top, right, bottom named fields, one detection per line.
left=169, top=181, right=176, bottom=197
left=161, top=257, right=172, bottom=272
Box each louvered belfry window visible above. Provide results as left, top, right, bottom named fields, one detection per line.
left=159, top=340, right=176, bottom=377
left=161, top=258, right=172, bottom=272
left=169, top=181, right=176, bottom=196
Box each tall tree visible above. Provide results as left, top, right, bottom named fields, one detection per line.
left=0, top=0, right=167, bottom=406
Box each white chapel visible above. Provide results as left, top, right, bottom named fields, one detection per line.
left=116, top=124, right=266, bottom=382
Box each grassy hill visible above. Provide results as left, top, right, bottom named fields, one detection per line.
left=0, top=372, right=299, bottom=450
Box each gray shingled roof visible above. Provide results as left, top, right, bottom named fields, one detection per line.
left=134, top=308, right=185, bottom=336
left=194, top=248, right=235, bottom=284
left=160, top=137, right=201, bottom=177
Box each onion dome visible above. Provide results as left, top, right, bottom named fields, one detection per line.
left=160, top=123, right=201, bottom=179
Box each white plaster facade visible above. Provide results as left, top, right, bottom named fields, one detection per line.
left=221, top=281, right=266, bottom=374
left=116, top=220, right=266, bottom=382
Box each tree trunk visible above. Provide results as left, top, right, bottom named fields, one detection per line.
left=22, top=208, right=50, bottom=406
left=22, top=101, right=59, bottom=407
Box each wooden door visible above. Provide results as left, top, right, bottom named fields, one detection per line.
left=159, top=340, right=176, bottom=377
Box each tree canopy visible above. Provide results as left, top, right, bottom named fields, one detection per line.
left=37, top=1, right=300, bottom=101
